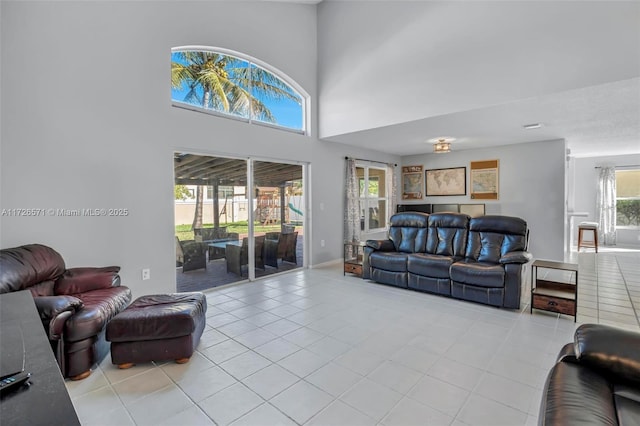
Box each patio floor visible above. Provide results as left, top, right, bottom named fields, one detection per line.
left=176, top=236, right=304, bottom=292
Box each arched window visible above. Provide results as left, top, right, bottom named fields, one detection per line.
left=171, top=46, right=308, bottom=134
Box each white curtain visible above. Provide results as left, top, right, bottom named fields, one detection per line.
left=344, top=158, right=361, bottom=244
left=388, top=163, right=397, bottom=222
left=597, top=166, right=617, bottom=245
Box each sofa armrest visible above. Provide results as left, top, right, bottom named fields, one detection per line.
left=54, top=266, right=121, bottom=295
left=33, top=295, right=83, bottom=339
left=365, top=239, right=395, bottom=251
left=499, top=251, right=532, bottom=264
left=574, top=324, right=640, bottom=386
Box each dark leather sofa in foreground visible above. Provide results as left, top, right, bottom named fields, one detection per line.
left=363, top=212, right=531, bottom=309
left=0, top=244, right=131, bottom=380
left=539, top=324, right=640, bottom=425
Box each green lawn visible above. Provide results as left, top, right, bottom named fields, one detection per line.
left=175, top=222, right=282, bottom=241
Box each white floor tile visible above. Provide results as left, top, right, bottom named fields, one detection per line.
left=234, top=328, right=279, bottom=348
left=340, top=378, right=403, bottom=421
left=71, top=386, right=129, bottom=425
left=389, top=345, right=440, bottom=373
left=200, top=338, right=249, bottom=364
left=262, top=318, right=303, bottom=336
left=334, top=347, right=386, bottom=376
left=381, top=396, right=454, bottom=426
left=159, top=406, right=216, bottom=426
left=278, top=348, right=330, bottom=377
left=198, top=383, right=263, bottom=426
left=307, top=400, right=377, bottom=426
left=282, top=326, right=325, bottom=347
left=456, top=394, right=528, bottom=426
left=305, top=362, right=363, bottom=397
left=243, top=364, right=299, bottom=400
left=407, top=375, right=469, bottom=418
left=219, top=350, right=272, bottom=380
left=306, top=336, right=352, bottom=360
left=270, top=380, right=334, bottom=424
left=231, top=403, right=297, bottom=426
left=176, top=365, right=237, bottom=402
left=253, top=337, right=302, bottom=362
left=367, top=360, right=423, bottom=394
left=111, top=368, right=174, bottom=406
left=474, top=373, right=540, bottom=413
left=428, top=357, right=484, bottom=391
left=127, top=384, right=194, bottom=425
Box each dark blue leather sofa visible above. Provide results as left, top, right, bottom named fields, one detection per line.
left=363, top=212, right=531, bottom=309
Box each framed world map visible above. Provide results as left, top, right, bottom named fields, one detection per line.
left=425, top=167, right=466, bottom=196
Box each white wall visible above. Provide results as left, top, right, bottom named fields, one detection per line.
left=572, top=154, right=640, bottom=247
left=401, top=140, right=566, bottom=261
left=0, top=1, right=399, bottom=297
left=317, top=1, right=640, bottom=138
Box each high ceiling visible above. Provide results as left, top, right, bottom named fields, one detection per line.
left=317, top=1, right=640, bottom=159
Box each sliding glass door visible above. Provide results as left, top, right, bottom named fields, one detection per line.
left=174, top=153, right=305, bottom=291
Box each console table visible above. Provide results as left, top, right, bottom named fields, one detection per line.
left=0, top=291, right=80, bottom=425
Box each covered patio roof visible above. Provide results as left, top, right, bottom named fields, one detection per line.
left=174, top=153, right=303, bottom=187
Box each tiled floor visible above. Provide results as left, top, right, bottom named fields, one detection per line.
left=67, top=248, right=640, bottom=426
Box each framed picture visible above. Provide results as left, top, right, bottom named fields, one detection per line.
left=402, top=165, right=423, bottom=199
left=470, top=159, right=499, bottom=200
left=425, top=167, right=466, bottom=196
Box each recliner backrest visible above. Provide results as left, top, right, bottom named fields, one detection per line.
left=465, top=216, right=529, bottom=263
left=425, top=213, right=470, bottom=257
left=388, top=212, right=429, bottom=253
left=0, top=244, right=66, bottom=294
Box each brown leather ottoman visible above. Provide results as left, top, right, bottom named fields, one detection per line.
left=106, top=292, right=207, bottom=368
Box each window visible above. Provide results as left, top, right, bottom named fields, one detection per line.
left=616, top=169, right=640, bottom=228
left=171, top=47, right=308, bottom=134
left=357, top=164, right=389, bottom=232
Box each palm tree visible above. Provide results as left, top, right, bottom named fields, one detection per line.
left=172, top=50, right=302, bottom=233
left=171, top=51, right=300, bottom=123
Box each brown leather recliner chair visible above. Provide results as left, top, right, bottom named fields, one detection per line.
left=539, top=324, right=640, bottom=425
left=0, top=244, right=131, bottom=380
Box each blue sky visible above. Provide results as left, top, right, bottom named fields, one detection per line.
left=171, top=52, right=303, bottom=130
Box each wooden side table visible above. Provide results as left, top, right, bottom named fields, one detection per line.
left=344, top=241, right=365, bottom=277
left=531, top=259, right=578, bottom=321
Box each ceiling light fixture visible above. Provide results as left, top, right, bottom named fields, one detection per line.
left=428, top=137, right=455, bottom=154
left=523, top=123, right=543, bottom=130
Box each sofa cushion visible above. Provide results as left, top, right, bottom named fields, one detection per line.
left=388, top=212, right=429, bottom=253
left=370, top=252, right=408, bottom=272
left=466, top=216, right=528, bottom=263
left=29, top=280, right=56, bottom=297
left=64, top=286, right=132, bottom=342
left=407, top=253, right=454, bottom=279
left=0, top=244, right=66, bottom=293
left=450, top=259, right=505, bottom=288
left=425, top=213, right=469, bottom=257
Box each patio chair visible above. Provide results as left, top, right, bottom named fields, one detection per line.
left=176, top=237, right=207, bottom=272
left=281, top=232, right=298, bottom=264
left=225, top=236, right=266, bottom=276
left=264, top=232, right=281, bottom=268
left=264, top=231, right=298, bottom=268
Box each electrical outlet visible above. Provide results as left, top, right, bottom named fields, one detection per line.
left=321, top=239, right=325, bottom=247
left=142, top=268, right=151, bottom=280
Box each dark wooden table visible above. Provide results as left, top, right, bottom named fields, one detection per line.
left=0, top=290, right=80, bottom=425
